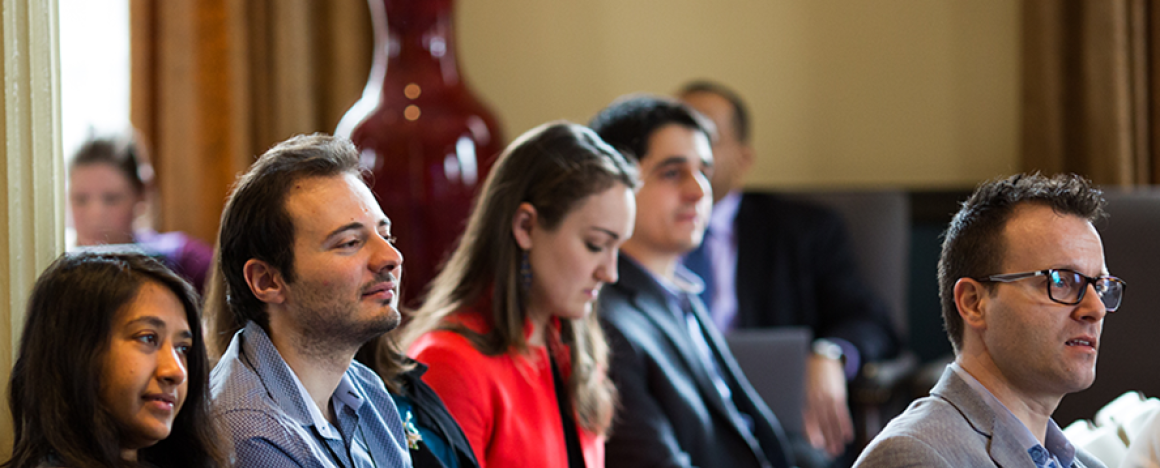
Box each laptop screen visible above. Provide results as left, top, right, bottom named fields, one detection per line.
left=726, top=327, right=812, bottom=433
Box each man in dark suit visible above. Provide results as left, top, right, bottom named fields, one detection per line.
left=678, top=81, right=900, bottom=458
left=855, top=173, right=1114, bottom=467
left=591, top=94, right=794, bottom=468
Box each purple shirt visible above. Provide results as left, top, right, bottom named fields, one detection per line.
left=686, top=191, right=861, bottom=379
left=134, top=229, right=213, bottom=292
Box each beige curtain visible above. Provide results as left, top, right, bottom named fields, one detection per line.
left=1022, top=0, right=1160, bottom=185
left=130, top=0, right=373, bottom=243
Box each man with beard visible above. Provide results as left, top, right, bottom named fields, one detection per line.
left=211, top=134, right=412, bottom=467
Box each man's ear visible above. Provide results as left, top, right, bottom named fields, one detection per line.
left=954, top=277, right=990, bottom=331
left=737, top=143, right=756, bottom=173
left=243, top=259, right=286, bottom=305
left=511, top=202, right=537, bottom=250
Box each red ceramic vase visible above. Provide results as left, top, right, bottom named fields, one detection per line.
left=338, top=0, right=504, bottom=306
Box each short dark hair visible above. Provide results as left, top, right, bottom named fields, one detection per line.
left=588, top=94, right=714, bottom=163
left=938, top=173, right=1106, bottom=353
left=69, top=136, right=146, bottom=194
left=218, top=134, right=361, bottom=332
left=6, top=252, right=225, bottom=468
left=678, top=80, right=751, bottom=144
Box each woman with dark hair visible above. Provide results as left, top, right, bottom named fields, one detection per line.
left=402, top=121, right=638, bottom=468
left=4, top=252, right=226, bottom=468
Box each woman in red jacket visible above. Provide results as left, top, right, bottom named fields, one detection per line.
left=403, top=121, right=637, bottom=468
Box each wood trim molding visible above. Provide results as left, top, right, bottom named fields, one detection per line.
left=0, top=0, right=63, bottom=455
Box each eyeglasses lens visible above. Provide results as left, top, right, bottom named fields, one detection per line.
left=1048, top=270, right=1123, bottom=311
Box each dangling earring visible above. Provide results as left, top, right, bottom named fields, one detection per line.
left=520, top=250, right=532, bottom=291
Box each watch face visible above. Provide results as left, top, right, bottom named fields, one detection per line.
left=812, top=339, right=844, bottom=361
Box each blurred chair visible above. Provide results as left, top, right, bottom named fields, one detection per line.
left=727, top=327, right=812, bottom=433
left=785, top=190, right=916, bottom=445
left=785, top=191, right=910, bottom=335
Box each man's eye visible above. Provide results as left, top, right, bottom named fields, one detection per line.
left=1049, top=272, right=1074, bottom=290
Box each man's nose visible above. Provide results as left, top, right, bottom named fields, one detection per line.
left=371, top=234, right=403, bottom=274
left=684, top=172, right=709, bottom=202
left=1075, top=282, right=1108, bottom=322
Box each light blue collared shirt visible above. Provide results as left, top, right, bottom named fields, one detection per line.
left=951, top=363, right=1077, bottom=468
left=290, top=363, right=377, bottom=467
left=211, top=321, right=412, bottom=468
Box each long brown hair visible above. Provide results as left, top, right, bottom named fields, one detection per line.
left=402, top=121, right=636, bottom=435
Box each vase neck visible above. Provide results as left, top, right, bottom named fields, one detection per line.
left=371, top=0, right=462, bottom=89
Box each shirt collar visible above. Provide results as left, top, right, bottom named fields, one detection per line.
left=241, top=321, right=365, bottom=440
left=708, top=190, right=742, bottom=236
left=288, top=364, right=341, bottom=440
left=290, top=368, right=367, bottom=441
left=950, top=363, right=1076, bottom=467
left=621, top=254, right=704, bottom=304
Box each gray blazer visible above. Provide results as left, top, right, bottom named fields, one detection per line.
left=854, top=368, right=1105, bottom=468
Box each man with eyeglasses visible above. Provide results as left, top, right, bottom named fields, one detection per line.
left=855, top=173, right=1120, bottom=468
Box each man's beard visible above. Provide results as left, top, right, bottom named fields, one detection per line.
left=289, top=274, right=401, bottom=363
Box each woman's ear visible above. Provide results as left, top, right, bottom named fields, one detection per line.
left=512, top=202, right=537, bottom=250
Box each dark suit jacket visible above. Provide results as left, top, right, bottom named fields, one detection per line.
left=854, top=368, right=1105, bottom=468
left=600, top=255, right=793, bottom=468
left=734, top=192, right=900, bottom=363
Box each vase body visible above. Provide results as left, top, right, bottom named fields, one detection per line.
left=338, top=0, right=503, bottom=306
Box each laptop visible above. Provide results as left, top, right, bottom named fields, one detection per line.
left=726, top=327, right=812, bottom=433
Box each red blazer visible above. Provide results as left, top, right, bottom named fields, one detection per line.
left=409, top=308, right=603, bottom=468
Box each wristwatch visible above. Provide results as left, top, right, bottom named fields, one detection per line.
left=812, top=338, right=845, bottom=362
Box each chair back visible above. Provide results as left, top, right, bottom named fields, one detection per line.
left=786, top=190, right=911, bottom=336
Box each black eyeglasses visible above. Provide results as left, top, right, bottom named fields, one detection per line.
left=974, top=268, right=1126, bottom=312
